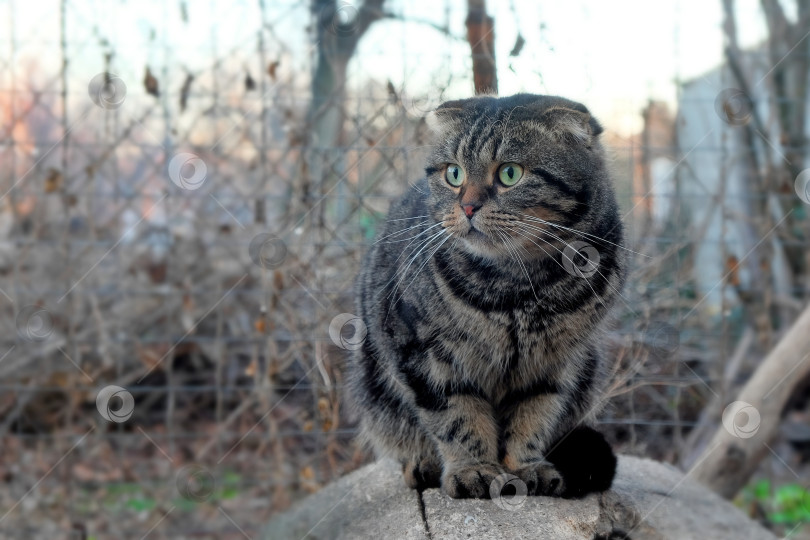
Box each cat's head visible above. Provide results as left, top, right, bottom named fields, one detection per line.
left=423, top=93, right=613, bottom=260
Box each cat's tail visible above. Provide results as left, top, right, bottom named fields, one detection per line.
left=546, top=425, right=617, bottom=498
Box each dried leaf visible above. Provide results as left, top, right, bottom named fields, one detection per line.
left=245, top=358, right=257, bottom=377
left=267, top=60, right=280, bottom=81
left=254, top=317, right=266, bottom=333
left=136, top=343, right=168, bottom=370
left=386, top=80, right=398, bottom=102
left=144, top=66, right=160, bottom=97
left=244, top=71, right=256, bottom=91
left=44, top=168, right=63, bottom=193
left=509, top=33, right=525, bottom=57
left=725, top=255, right=741, bottom=286
left=179, top=72, right=194, bottom=112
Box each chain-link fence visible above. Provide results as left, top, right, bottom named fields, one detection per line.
left=1, top=0, right=809, bottom=538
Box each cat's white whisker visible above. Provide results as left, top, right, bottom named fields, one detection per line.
left=394, top=231, right=454, bottom=306
left=388, top=222, right=448, bottom=266
left=509, top=226, right=610, bottom=309
left=508, top=227, right=570, bottom=276
left=375, top=221, right=441, bottom=245
left=512, top=223, right=629, bottom=305
left=518, top=212, right=649, bottom=259
left=385, top=214, right=431, bottom=223
left=494, top=229, right=540, bottom=303
left=385, top=229, right=447, bottom=301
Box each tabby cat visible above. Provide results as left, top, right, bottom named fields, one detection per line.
left=350, top=93, right=627, bottom=499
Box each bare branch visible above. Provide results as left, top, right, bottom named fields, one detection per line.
left=692, top=303, right=810, bottom=497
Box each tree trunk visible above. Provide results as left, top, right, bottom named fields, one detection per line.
left=291, top=0, right=384, bottom=221
left=691, top=303, right=810, bottom=498
left=466, top=0, right=497, bottom=95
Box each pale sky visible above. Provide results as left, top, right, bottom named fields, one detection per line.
left=358, top=0, right=775, bottom=133
left=2, top=0, right=782, bottom=135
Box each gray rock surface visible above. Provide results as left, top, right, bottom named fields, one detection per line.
left=264, top=456, right=776, bottom=540
left=264, top=460, right=427, bottom=540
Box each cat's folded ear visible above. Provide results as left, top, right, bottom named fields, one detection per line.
left=538, top=106, right=603, bottom=146
left=425, top=100, right=465, bottom=137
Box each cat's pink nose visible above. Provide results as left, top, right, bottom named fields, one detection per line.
left=461, top=203, right=480, bottom=218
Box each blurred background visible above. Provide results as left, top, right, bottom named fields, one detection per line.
left=1, top=0, right=810, bottom=538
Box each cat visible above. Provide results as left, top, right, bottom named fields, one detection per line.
left=350, top=93, right=627, bottom=499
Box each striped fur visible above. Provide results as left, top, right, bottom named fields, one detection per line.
left=350, top=94, right=627, bottom=499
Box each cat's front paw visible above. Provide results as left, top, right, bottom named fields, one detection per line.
left=442, top=463, right=504, bottom=499
left=514, top=461, right=565, bottom=497
left=402, top=457, right=442, bottom=490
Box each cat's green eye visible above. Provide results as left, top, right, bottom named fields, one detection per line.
left=498, top=163, right=524, bottom=186
left=445, top=164, right=465, bottom=187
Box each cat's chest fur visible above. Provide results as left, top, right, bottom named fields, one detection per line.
left=384, top=261, right=591, bottom=400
